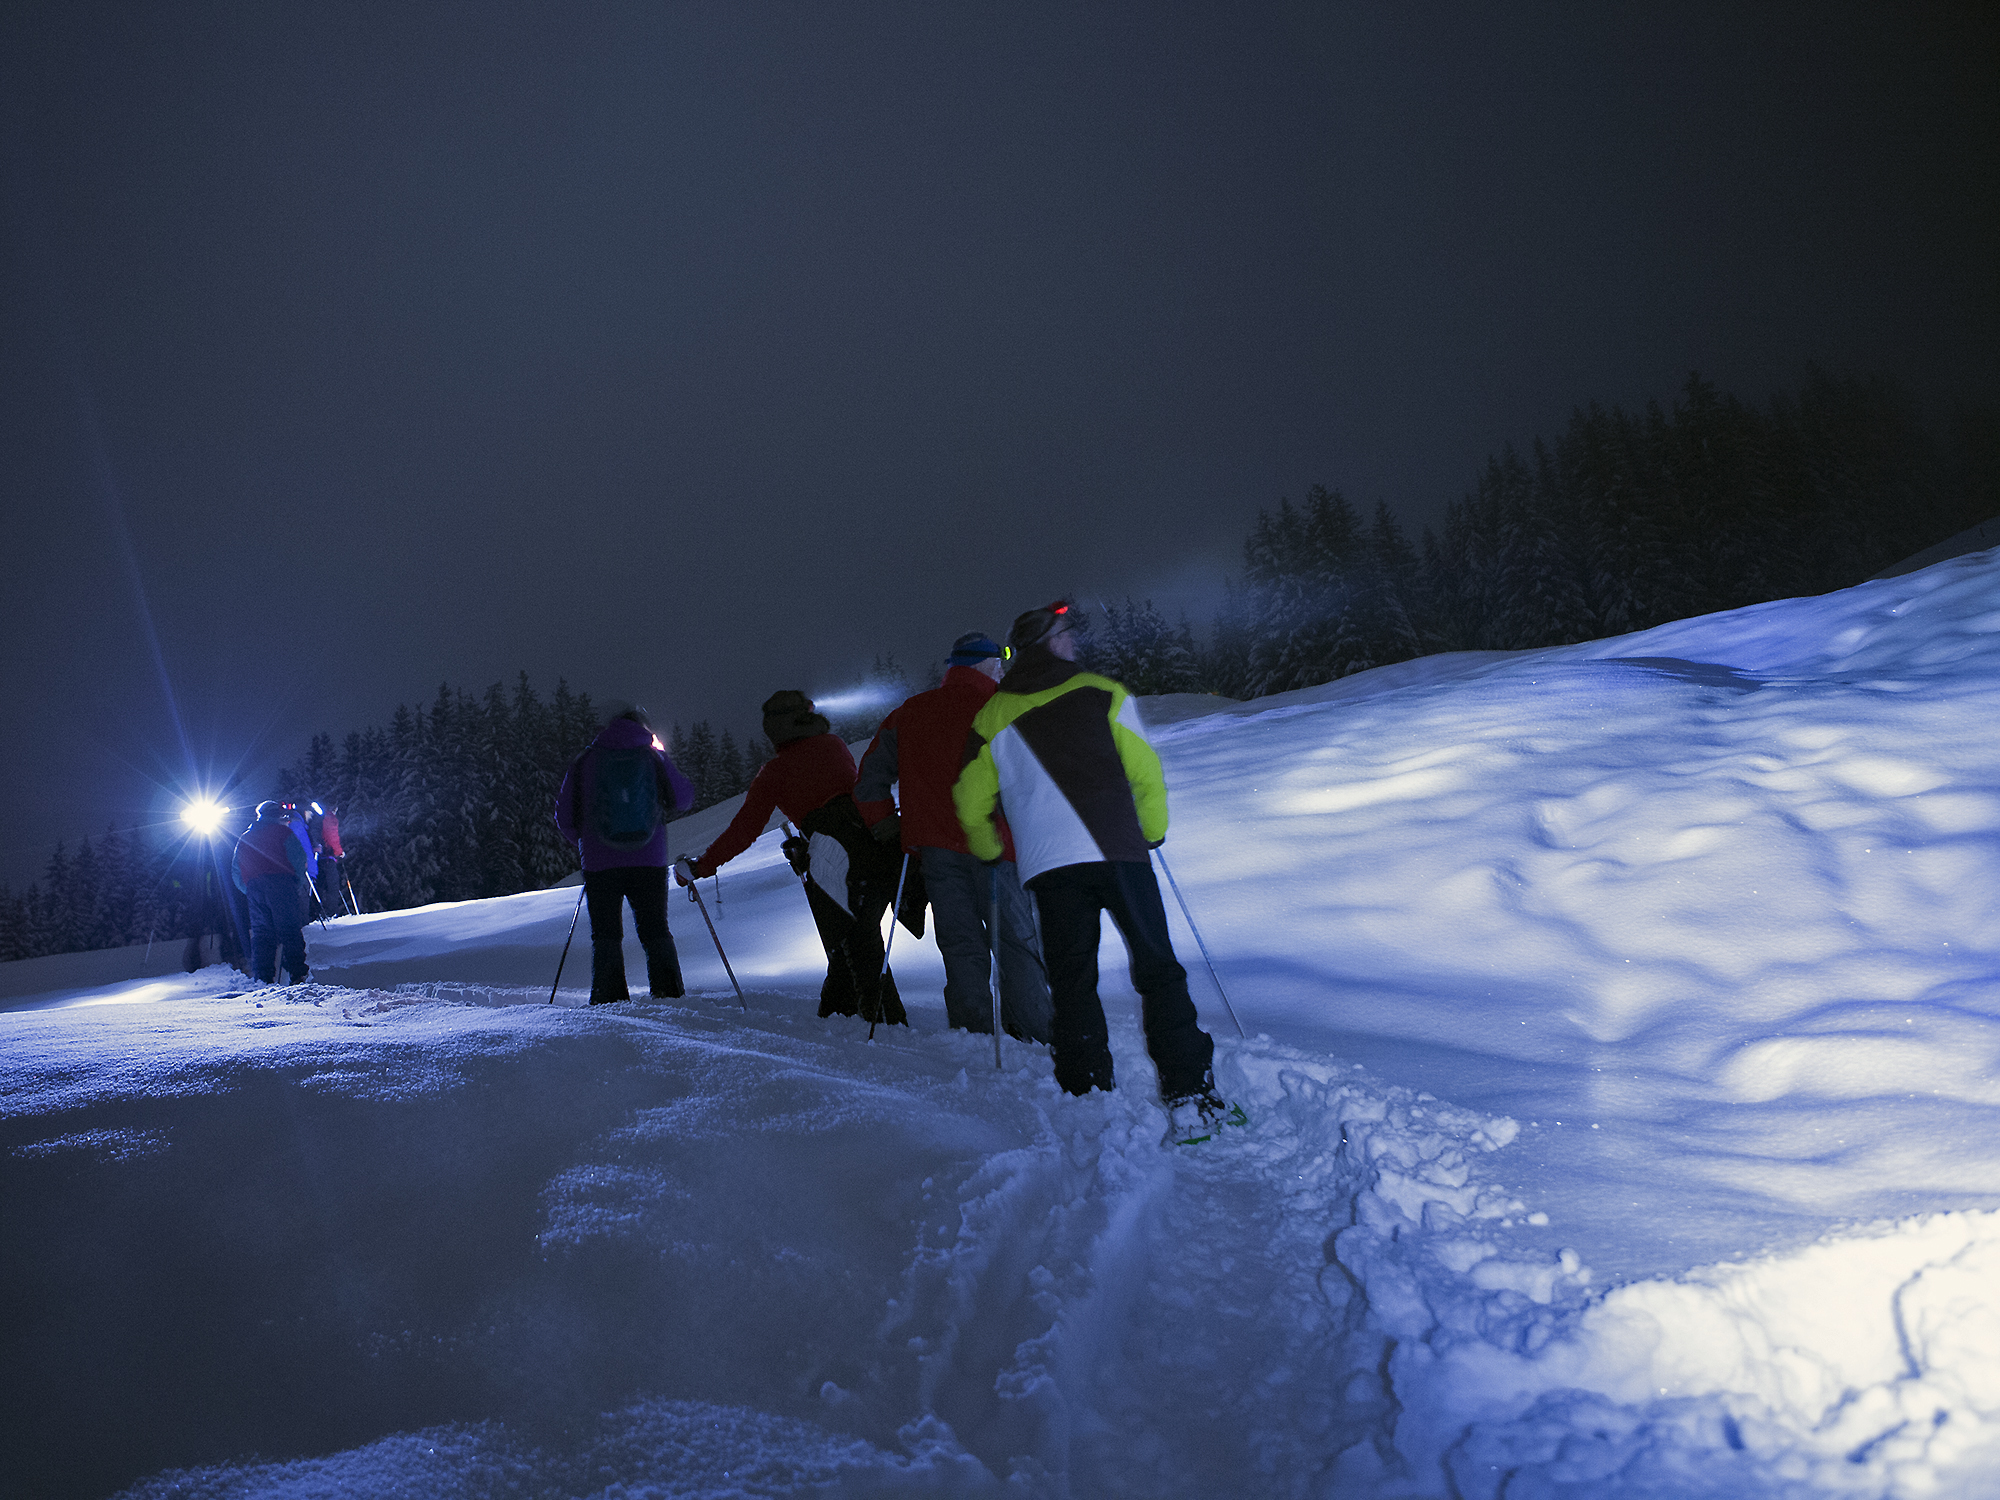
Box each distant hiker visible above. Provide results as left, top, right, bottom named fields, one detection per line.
left=281, top=802, right=321, bottom=919
left=954, top=601, right=1228, bottom=1133
left=309, top=803, right=353, bottom=915
left=231, top=800, right=311, bottom=984
left=553, top=703, right=696, bottom=1004
left=677, top=690, right=907, bottom=1026
left=856, top=632, right=1053, bottom=1041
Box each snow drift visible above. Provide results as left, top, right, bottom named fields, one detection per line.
left=4, top=549, right=1999, bottom=1498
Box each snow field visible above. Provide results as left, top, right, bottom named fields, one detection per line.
left=4, top=547, right=2000, bottom=1496
left=6, top=980, right=1525, bottom=1497
left=18, top=976, right=1992, bottom=1497
left=1145, top=551, right=2000, bottom=1285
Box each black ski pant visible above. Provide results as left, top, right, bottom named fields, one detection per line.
left=244, top=873, right=309, bottom=985
left=1027, top=859, right=1213, bottom=1099
left=812, top=862, right=908, bottom=1026
left=584, top=865, right=684, bottom=1002
left=798, top=796, right=907, bottom=1026
left=322, top=855, right=349, bottom=914
left=922, top=847, right=1052, bottom=1041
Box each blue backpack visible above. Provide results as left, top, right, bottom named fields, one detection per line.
left=590, top=747, right=662, bottom=846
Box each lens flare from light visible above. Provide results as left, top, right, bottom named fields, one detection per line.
left=181, top=798, right=226, bottom=836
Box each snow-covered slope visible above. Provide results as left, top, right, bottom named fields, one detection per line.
left=4, top=550, right=1998, bottom=1498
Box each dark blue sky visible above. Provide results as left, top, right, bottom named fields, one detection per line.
left=3, top=1, right=1995, bottom=885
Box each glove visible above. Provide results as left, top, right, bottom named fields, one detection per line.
left=870, top=813, right=901, bottom=845
left=675, top=856, right=712, bottom=885
left=1147, top=837, right=1165, bottom=850
left=781, top=835, right=811, bottom=876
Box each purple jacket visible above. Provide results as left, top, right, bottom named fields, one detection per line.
left=553, top=718, right=696, bottom=870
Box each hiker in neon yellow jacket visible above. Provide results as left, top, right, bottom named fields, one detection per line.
left=954, top=600, right=1221, bottom=1114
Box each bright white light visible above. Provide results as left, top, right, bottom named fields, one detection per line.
left=810, top=684, right=899, bottom=715
left=181, top=799, right=226, bottom=836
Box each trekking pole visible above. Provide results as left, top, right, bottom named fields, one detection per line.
left=304, top=869, right=331, bottom=929
left=344, top=871, right=362, bottom=916
left=867, top=851, right=911, bottom=1041
left=1152, top=848, right=1246, bottom=1038
left=989, top=866, right=1004, bottom=1070
left=677, top=858, right=746, bottom=1008
left=548, top=885, right=586, bottom=1003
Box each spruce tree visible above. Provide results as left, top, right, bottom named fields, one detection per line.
left=41, top=844, right=81, bottom=954
left=0, top=882, right=24, bottom=962
left=683, top=722, right=720, bottom=809
left=1204, top=581, right=1256, bottom=699
left=716, top=731, right=747, bottom=801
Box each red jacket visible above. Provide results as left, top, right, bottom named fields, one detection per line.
left=231, top=817, right=308, bottom=891
left=700, top=733, right=858, bottom=870
left=855, top=667, right=1018, bottom=860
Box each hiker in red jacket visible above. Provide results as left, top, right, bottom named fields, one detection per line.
left=231, top=801, right=311, bottom=984
left=856, top=632, right=1052, bottom=1041
left=678, top=690, right=907, bottom=1026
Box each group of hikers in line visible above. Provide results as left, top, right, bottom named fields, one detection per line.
left=221, top=800, right=348, bottom=983
left=556, top=600, right=1233, bottom=1134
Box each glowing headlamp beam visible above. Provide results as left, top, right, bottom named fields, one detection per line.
left=180, top=798, right=227, bottom=836
left=811, top=685, right=899, bottom=715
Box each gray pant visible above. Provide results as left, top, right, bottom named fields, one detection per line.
left=920, top=847, right=1053, bottom=1042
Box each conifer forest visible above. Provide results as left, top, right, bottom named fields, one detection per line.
left=4, top=371, right=1992, bottom=961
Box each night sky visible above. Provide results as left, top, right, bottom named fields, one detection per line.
left=3, top=1, right=1995, bottom=887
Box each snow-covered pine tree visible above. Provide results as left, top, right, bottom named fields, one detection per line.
left=685, top=722, right=721, bottom=809
left=469, top=681, right=522, bottom=898
left=0, top=882, right=25, bottom=962
left=1491, top=440, right=1595, bottom=649
left=41, top=843, right=82, bottom=955
left=22, top=880, right=55, bottom=959
left=1241, top=486, right=1375, bottom=691
left=1170, top=613, right=1204, bottom=692
left=509, top=674, right=570, bottom=887
left=1099, top=597, right=1199, bottom=694
left=716, top=731, right=747, bottom=802
left=1204, top=580, right=1256, bottom=700
left=1367, top=503, right=1432, bottom=656
left=1563, top=401, right=1660, bottom=636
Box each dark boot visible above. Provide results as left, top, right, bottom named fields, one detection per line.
left=645, top=945, right=685, bottom=1000
left=590, top=942, right=629, bottom=1005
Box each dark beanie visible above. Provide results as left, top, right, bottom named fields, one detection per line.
left=762, top=689, right=830, bottom=745
left=946, top=632, right=1003, bottom=666
left=1008, top=600, right=1075, bottom=650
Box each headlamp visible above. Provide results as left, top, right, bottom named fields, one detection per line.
left=180, top=798, right=227, bottom=836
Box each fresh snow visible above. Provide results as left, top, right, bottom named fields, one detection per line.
left=4, top=551, right=1999, bottom=1498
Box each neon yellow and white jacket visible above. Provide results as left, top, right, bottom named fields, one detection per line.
left=951, top=652, right=1168, bottom=884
